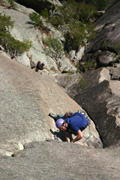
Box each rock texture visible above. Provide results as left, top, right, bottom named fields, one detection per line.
left=62, top=0, right=120, bottom=148
left=0, top=141, right=120, bottom=180
left=0, top=53, right=102, bottom=156
left=68, top=68, right=120, bottom=147
left=0, top=3, right=76, bottom=73
left=80, top=0, right=120, bottom=69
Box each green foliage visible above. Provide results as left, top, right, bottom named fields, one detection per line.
left=29, top=12, right=50, bottom=33
left=79, top=77, right=88, bottom=89
left=83, top=60, right=95, bottom=71
left=40, top=9, right=49, bottom=19
left=114, top=42, right=120, bottom=56
left=0, top=13, right=32, bottom=57
left=29, top=0, right=98, bottom=55
left=64, top=21, right=95, bottom=51
left=53, top=1, right=97, bottom=25
left=102, top=40, right=109, bottom=49
left=49, top=15, right=64, bottom=28
left=58, top=0, right=79, bottom=24
left=78, top=3, right=97, bottom=23
left=48, top=1, right=96, bottom=52
left=8, top=0, right=17, bottom=9
left=43, top=37, right=63, bottom=59
left=29, top=12, right=43, bottom=28
left=85, top=0, right=110, bottom=10
left=0, top=32, right=32, bottom=57
left=0, top=13, right=14, bottom=32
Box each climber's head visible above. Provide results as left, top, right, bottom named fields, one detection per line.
left=56, top=119, right=68, bottom=131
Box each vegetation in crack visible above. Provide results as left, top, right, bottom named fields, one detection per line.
left=115, top=41, right=120, bottom=55
left=0, top=0, right=17, bottom=9
left=29, top=12, right=43, bottom=29
left=42, top=36, right=64, bottom=59
left=79, top=77, right=88, bottom=90
left=29, top=0, right=97, bottom=55
left=0, top=13, right=32, bottom=58
left=8, top=0, right=17, bottom=9
left=29, top=12, right=50, bottom=34
left=84, top=0, right=110, bottom=10
left=83, top=60, right=96, bottom=71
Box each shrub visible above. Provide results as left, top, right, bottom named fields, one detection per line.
left=58, top=0, right=79, bottom=24
left=43, top=37, right=63, bottom=59
left=0, top=32, right=32, bottom=57
left=29, top=12, right=43, bottom=28
left=78, top=3, right=97, bottom=23
left=0, top=13, right=14, bottom=32
left=8, top=0, right=17, bottom=9
left=83, top=60, right=95, bottom=71
left=0, top=13, right=32, bottom=57
left=47, top=1, right=96, bottom=52
left=49, top=15, right=64, bottom=28
left=40, top=9, right=49, bottom=19
left=64, top=21, right=95, bottom=52
left=51, top=0, right=97, bottom=25
left=85, top=0, right=110, bottom=10
left=29, top=12, right=50, bottom=33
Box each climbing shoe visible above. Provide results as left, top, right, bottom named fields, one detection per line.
left=48, top=113, right=56, bottom=119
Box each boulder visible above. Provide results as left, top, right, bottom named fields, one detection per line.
left=56, top=73, right=80, bottom=91
left=109, top=67, right=120, bottom=80
left=97, top=51, right=116, bottom=66
left=69, top=50, right=76, bottom=60
left=58, top=56, right=77, bottom=73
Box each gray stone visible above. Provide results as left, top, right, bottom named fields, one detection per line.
left=58, top=56, right=77, bottom=73
left=98, top=51, right=116, bottom=66
left=109, top=67, right=120, bottom=80
left=0, top=53, right=101, bottom=157
left=0, top=4, right=75, bottom=73
left=68, top=67, right=120, bottom=147
left=0, top=141, right=120, bottom=180
left=76, top=46, right=85, bottom=60
left=80, top=0, right=120, bottom=69
left=69, top=50, right=76, bottom=60
left=56, top=73, right=80, bottom=90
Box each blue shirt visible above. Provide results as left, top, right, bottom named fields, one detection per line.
left=65, top=112, right=88, bottom=133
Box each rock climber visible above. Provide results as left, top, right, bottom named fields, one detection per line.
left=27, top=54, right=45, bottom=72
left=34, top=61, right=45, bottom=72
left=55, top=112, right=89, bottom=143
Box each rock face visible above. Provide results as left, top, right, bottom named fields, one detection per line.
left=80, top=0, right=120, bottom=69
left=0, top=3, right=76, bottom=73
left=0, top=140, right=120, bottom=180
left=68, top=68, right=120, bottom=147
left=0, top=53, right=102, bottom=157
left=63, top=0, right=120, bottom=148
